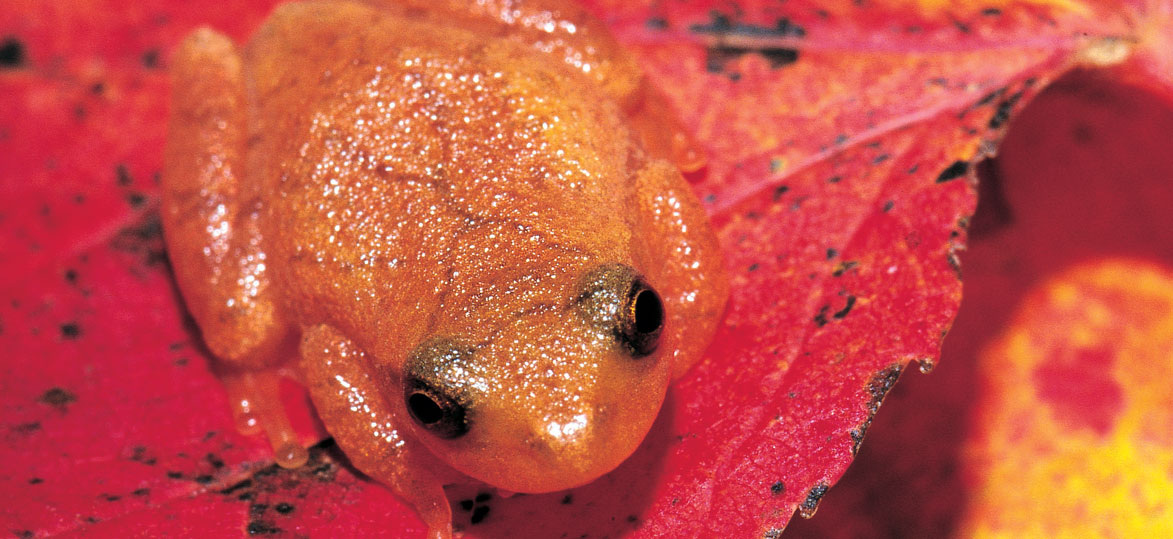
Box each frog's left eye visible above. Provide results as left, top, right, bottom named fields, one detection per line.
left=405, top=379, right=468, bottom=439
left=403, top=338, right=473, bottom=439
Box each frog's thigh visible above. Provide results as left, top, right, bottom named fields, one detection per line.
left=634, top=161, right=729, bottom=378
left=300, top=325, right=453, bottom=537
left=161, top=28, right=288, bottom=367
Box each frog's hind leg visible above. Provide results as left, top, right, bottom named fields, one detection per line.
left=162, top=28, right=305, bottom=468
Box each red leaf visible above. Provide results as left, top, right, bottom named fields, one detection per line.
left=783, top=59, right=1173, bottom=537
left=1, top=0, right=1160, bottom=536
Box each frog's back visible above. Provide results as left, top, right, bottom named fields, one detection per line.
left=242, top=1, right=649, bottom=353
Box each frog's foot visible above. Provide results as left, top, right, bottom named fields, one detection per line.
left=222, top=368, right=309, bottom=469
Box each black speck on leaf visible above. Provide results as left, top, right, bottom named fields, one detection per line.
left=935, top=160, right=969, bottom=183
left=0, top=37, right=26, bottom=68
left=60, top=322, right=81, bottom=339
left=39, top=387, right=76, bottom=408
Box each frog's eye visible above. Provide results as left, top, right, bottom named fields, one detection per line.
left=577, top=263, right=665, bottom=358
left=619, top=280, right=663, bottom=357
left=403, top=338, right=473, bottom=439
left=405, top=379, right=468, bottom=439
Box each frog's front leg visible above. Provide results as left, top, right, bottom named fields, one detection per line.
left=300, top=325, right=455, bottom=539
left=162, top=28, right=304, bottom=467
left=634, top=161, right=729, bottom=378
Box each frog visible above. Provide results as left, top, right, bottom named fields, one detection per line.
left=161, top=1, right=727, bottom=536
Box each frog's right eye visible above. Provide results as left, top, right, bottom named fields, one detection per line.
left=577, top=263, right=665, bottom=358
left=404, top=338, right=474, bottom=439
left=405, top=378, right=468, bottom=438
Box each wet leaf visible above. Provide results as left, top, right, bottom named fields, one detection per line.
left=1, top=0, right=1164, bottom=536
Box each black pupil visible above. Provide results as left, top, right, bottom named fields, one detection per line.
left=632, top=289, right=663, bottom=334
left=408, top=392, right=444, bottom=425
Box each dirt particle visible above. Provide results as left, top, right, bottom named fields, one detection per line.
left=689, top=12, right=806, bottom=39
left=458, top=499, right=474, bottom=511
left=813, top=305, right=830, bottom=327
left=141, top=48, right=160, bottom=69
left=989, top=90, right=1024, bottom=129
left=110, top=214, right=168, bottom=268
left=60, top=322, right=81, bottom=339
left=0, top=37, right=25, bottom=68
left=798, top=483, right=829, bottom=518
left=132, top=488, right=149, bottom=496
left=39, top=387, right=76, bottom=409
left=560, top=494, right=573, bottom=505
left=116, top=164, right=133, bottom=186
left=852, top=364, right=904, bottom=455
left=193, top=474, right=214, bottom=485
left=470, top=505, right=491, bottom=525
left=28, top=477, right=43, bottom=485
left=274, top=502, right=294, bottom=515
left=205, top=452, right=225, bottom=469
left=935, top=160, right=969, bottom=183
left=247, top=521, right=281, bottom=535
left=219, top=479, right=253, bottom=495
left=770, top=481, right=785, bottom=495
left=705, top=45, right=799, bottom=74
left=12, top=421, right=41, bottom=436
left=832, top=296, right=856, bottom=319
left=645, top=17, right=668, bottom=30
left=832, top=261, right=858, bottom=277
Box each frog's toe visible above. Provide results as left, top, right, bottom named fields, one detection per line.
left=223, top=369, right=308, bottom=468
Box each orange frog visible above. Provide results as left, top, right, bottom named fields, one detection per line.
left=162, top=1, right=726, bottom=536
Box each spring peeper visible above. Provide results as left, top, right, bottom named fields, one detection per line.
left=162, top=0, right=726, bottom=535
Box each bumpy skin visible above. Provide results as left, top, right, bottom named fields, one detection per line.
left=162, top=1, right=726, bottom=536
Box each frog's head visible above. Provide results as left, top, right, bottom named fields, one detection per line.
left=400, top=263, right=672, bottom=493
